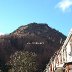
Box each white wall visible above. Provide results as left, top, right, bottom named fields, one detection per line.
left=66, top=39, right=72, bottom=62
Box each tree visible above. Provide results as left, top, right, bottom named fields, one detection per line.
left=7, top=51, right=38, bottom=72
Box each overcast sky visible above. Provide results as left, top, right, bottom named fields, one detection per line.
left=0, top=0, right=72, bottom=36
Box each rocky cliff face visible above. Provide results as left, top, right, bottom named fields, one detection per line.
left=0, top=23, right=66, bottom=72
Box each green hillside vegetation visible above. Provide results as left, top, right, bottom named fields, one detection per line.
left=6, top=51, right=38, bottom=72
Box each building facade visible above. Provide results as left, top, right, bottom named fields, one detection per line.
left=44, top=29, right=72, bottom=72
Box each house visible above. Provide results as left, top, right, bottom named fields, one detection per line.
left=44, top=29, right=72, bottom=72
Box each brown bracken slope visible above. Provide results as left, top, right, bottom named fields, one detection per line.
left=0, top=23, right=66, bottom=72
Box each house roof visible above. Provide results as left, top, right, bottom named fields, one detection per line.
left=62, top=29, right=72, bottom=49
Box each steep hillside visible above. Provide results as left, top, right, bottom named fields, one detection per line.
left=0, top=23, right=66, bottom=72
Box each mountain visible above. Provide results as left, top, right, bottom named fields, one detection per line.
left=0, top=23, right=66, bottom=72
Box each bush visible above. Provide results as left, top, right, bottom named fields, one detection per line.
left=7, top=51, right=38, bottom=72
